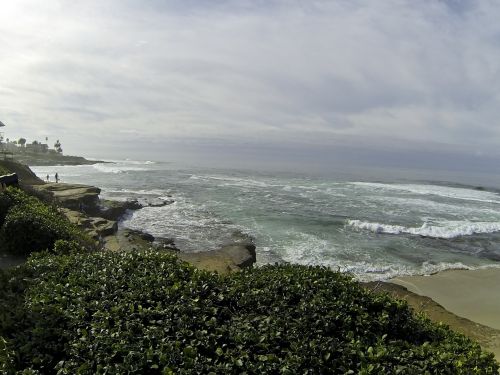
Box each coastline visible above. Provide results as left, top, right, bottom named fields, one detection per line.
left=33, top=178, right=500, bottom=358
left=28, top=180, right=258, bottom=274
left=391, top=267, right=500, bottom=330
left=389, top=267, right=500, bottom=358
left=3, top=160, right=499, bottom=360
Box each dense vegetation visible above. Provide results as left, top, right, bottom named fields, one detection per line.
left=0, top=187, right=92, bottom=256
left=0, top=249, right=497, bottom=374
left=0, top=186, right=498, bottom=373
left=0, top=165, right=10, bottom=175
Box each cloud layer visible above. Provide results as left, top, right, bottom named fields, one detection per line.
left=1, top=0, right=499, bottom=163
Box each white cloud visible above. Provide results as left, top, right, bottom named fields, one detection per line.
left=0, top=0, right=499, bottom=161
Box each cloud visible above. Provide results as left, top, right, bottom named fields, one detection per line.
left=0, top=0, right=499, bottom=163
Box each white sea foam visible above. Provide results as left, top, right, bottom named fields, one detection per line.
left=122, top=197, right=240, bottom=251
left=92, top=163, right=150, bottom=174
left=337, top=261, right=482, bottom=282
left=347, top=219, right=500, bottom=239
left=104, top=188, right=170, bottom=196
left=351, top=182, right=500, bottom=204
left=103, top=158, right=157, bottom=165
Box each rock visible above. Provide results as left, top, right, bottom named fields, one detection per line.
left=154, top=237, right=179, bottom=251
left=177, top=241, right=257, bottom=274
left=32, top=183, right=101, bottom=211
left=0, top=160, right=44, bottom=185
left=59, top=208, right=117, bottom=239
left=113, top=229, right=157, bottom=252
left=91, top=218, right=118, bottom=237
left=102, top=235, right=121, bottom=252
left=0, top=173, right=19, bottom=187
left=99, top=199, right=142, bottom=221
left=137, top=197, right=175, bottom=208
left=219, top=243, right=257, bottom=268
left=125, top=229, right=155, bottom=242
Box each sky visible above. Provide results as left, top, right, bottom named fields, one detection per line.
left=1, top=0, right=500, bottom=176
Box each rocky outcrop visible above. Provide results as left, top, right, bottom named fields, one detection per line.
left=137, top=197, right=175, bottom=207
left=16, top=164, right=257, bottom=273
left=61, top=208, right=118, bottom=240
left=154, top=236, right=179, bottom=251
left=0, top=160, right=44, bottom=185
left=218, top=243, right=257, bottom=268
left=0, top=173, right=19, bottom=187
left=32, top=183, right=101, bottom=211
left=99, top=198, right=174, bottom=221
left=99, top=199, right=142, bottom=221
left=177, top=241, right=257, bottom=274
left=12, top=153, right=106, bottom=166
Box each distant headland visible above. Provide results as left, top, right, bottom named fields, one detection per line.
left=0, top=134, right=105, bottom=165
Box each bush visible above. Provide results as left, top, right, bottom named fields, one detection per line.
left=0, top=192, right=12, bottom=227
left=0, top=250, right=497, bottom=374
left=0, top=187, right=92, bottom=256
left=52, top=239, right=87, bottom=255
left=0, top=165, right=10, bottom=176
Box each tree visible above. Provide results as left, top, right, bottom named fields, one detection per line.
left=54, top=139, right=63, bottom=154
left=18, top=138, right=26, bottom=147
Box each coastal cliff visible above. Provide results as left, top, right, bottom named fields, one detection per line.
left=11, top=152, right=105, bottom=166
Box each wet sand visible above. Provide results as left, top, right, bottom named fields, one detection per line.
left=390, top=267, right=500, bottom=359
left=391, top=268, right=500, bottom=330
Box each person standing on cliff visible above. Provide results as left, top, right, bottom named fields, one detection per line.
left=46, top=174, right=49, bottom=182
left=55, top=172, right=59, bottom=183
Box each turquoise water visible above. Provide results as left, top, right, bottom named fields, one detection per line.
left=32, top=160, right=500, bottom=281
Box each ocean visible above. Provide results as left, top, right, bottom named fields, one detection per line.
left=31, top=160, right=500, bottom=281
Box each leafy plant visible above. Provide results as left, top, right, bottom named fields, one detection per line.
left=0, top=187, right=92, bottom=255
left=0, top=165, right=10, bottom=176
left=0, top=250, right=497, bottom=374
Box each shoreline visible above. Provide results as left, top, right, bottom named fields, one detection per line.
left=391, top=267, right=500, bottom=330
left=389, top=267, right=500, bottom=359
left=3, top=160, right=499, bottom=359
left=40, top=178, right=500, bottom=358
left=28, top=180, right=258, bottom=274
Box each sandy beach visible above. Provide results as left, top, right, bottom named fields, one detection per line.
left=390, top=268, right=500, bottom=358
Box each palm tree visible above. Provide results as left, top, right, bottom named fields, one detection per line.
left=0, top=121, right=4, bottom=145
left=54, top=139, right=63, bottom=154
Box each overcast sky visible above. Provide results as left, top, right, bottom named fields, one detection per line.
left=1, top=0, right=500, bottom=174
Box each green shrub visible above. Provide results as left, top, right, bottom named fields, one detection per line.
left=0, top=187, right=92, bottom=256
left=0, top=165, right=10, bottom=176
left=0, top=250, right=497, bottom=374
left=52, top=239, right=87, bottom=255
left=0, top=191, right=12, bottom=227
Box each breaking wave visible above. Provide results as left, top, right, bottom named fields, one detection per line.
left=347, top=219, right=500, bottom=239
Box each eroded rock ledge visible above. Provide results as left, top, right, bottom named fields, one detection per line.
left=29, top=181, right=257, bottom=272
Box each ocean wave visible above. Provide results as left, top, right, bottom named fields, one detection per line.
left=347, top=219, right=500, bottom=239
left=100, top=158, right=157, bottom=165
left=338, top=261, right=483, bottom=282
left=351, top=182, right=500, bottom=205
left=275, top=251, right=494, bottom=281
left=122, top=198, right=239, bottom=251
left=92, top=163, right=150, bottom=174
left=104, top=188, right=169, bottom=196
